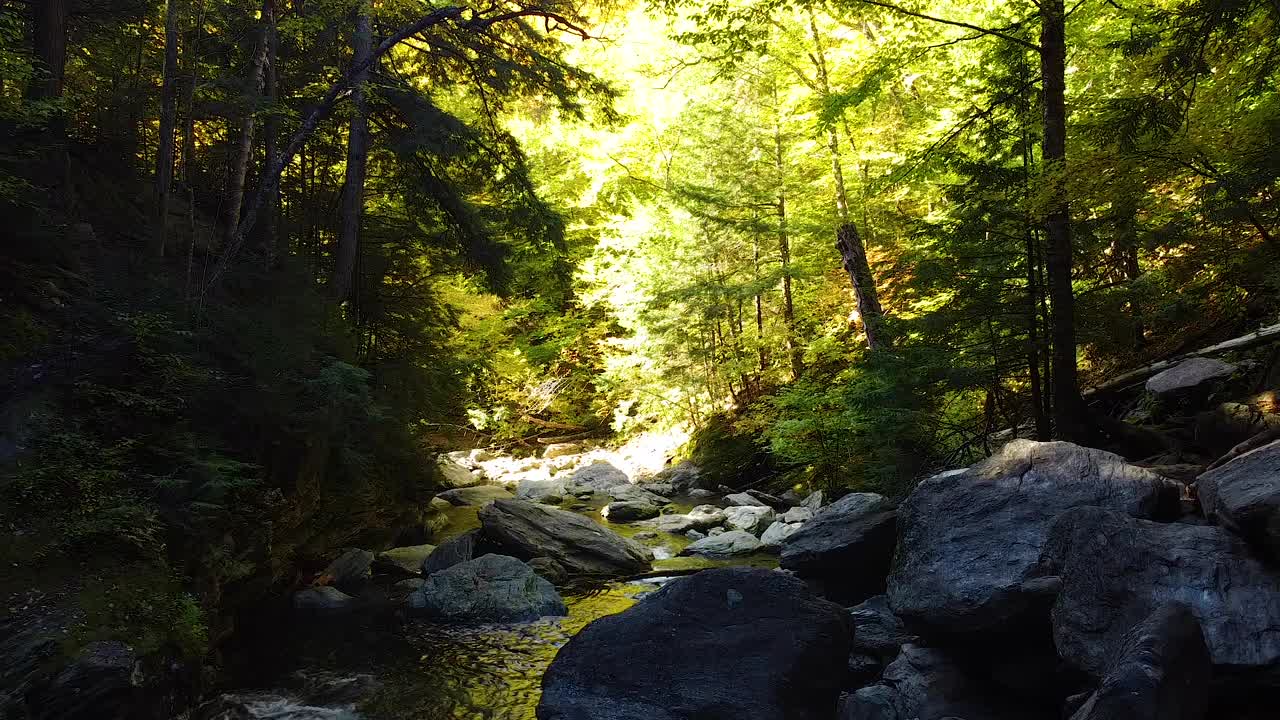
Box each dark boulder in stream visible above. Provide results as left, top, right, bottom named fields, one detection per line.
left=538, top=567, right=851, bottom=720
left=888, top=440, right=1181, bottom=634
left=479, top=499, right=652, bottom=577
left=780, top=492, right=897, bottom=603
left=407, top=554, right=567, bottom=623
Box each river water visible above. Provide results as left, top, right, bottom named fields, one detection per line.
left=199, top=493, right=777, bottom=720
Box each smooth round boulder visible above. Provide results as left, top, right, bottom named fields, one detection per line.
left=1145, top=357, right=1235, bottom=396
left=408, top=554, right=567, bottom=623
left=601, top=500, right=661, bottom=522
left=723, top=505, right=775, bottom=535
left=679, top=529, right=761, bottom=556
left=538, top=567, right=851, bottom=720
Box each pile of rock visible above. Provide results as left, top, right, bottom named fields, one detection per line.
left=536, top=438, right=1280, bottom=720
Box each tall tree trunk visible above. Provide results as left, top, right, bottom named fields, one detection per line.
left=155, top=0, right=181, bottom=257
left=753, top=231, right=768, bottom=375
left=771, top=112, right=803, bottom=380
left=28, top=0, right=69, bottom=208
left=836, top=223, right=885, bottom=347
left=808, top=10, right=886, bottom=351
left=1040, top=0, right=1089, bottom=443
left=261, top=0, right=281, bottom=263
left=219, top=10, right=271, bottom=247
left=332, top=4, right=372, bottom=304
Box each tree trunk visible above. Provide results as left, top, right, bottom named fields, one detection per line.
left=155, top=0, right=181, bottom=257
left=28, top=0, right=69, bottom=208
left=1040, top=0, right=1089, bottom=443
left=1113, top=195, right=1144, bottom=352
left=261, top=0, right=281, bottom=263
left=219, top=9, right=271, bottom=247
left=753, top=231, right=768, bottom=375
left=332, top=4, right=372, bottom=304
left=808, top=10, right=886, bottom=351
left=836, top=224, right=886, bottom=349
left=771, top=117, right=803, bottom=379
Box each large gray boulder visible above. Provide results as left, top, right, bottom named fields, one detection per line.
left=722, top=505, right=775, bottom=535
left=1067, top=603, right=1210, bottom=720
left=839, top=644, right=1049, bottom=720
left=437, top=485, right=513, bottom=506
left=479, top=499, right=652, bottom=577
left=538, top=567, right=851, bottom=720
left=651, top=460, right=702, bottom=491
left=601, top=500, right=661, bottom=522
left=1043, top=506, right=1280, bottom=683
left=1198, top=439, right=1280, bottom=558
left=423, top=530, right=485, bottom=576
left=780, top=493, right=897, bottom=603
left=569, top=461, right=630, bottom=492
left=888, top=441, right=1180, bottom=633
left=408, top=554, right=567, bottom=623
left=1146, top=357, right=1235, bottom=396
left=648, top=505, right=725, bottom=534
left=679, top=529, right=762, bottom=556
left=759, top=521, right=802, bottom=549
left=516, top=477, right=571, bottom=504
left=439, top=456, right=484, bottom=488
left=724, top=492, right=768, bottom=507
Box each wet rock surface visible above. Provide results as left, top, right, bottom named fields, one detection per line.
left=538, top=567, right=851, bottom=720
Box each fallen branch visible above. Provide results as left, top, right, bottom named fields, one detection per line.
left=1084, top=321, right=1280, bottom=397
left=520, top=415, right=586, bottom=432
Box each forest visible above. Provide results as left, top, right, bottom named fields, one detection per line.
left=1, top=0, right=1279, bottom=717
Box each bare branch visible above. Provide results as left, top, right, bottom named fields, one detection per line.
left=851, top=0, right=1041, bottom=51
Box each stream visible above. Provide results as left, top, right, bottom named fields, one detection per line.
left=199, top=489, right=778, bottom=720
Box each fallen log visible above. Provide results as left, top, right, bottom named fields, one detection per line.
left=1085, top=321, right=1280, bottom=397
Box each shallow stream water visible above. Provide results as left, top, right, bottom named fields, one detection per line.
left=201, top=492, right=777, bottom=720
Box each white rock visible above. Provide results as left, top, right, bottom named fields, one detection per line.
left=723, top=505, right=776, bottom=536
left=680, top=530, right=762, bottom=556
left=781, top=507, right=814, bottom=524
left=760, top=521, right=802, bottom=548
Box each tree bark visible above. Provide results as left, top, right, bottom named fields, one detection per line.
left=332, top=4, right=372, bottom=304
left=28, top=0, right=68, bottom=102
left=836, top=223, right=886, bottom=349
left=261, top=0, right=281, bottom=262
left=28, top=0, right=69, bottom=208
left=1040, top=0, right=1089, bottom=443
left=219, top=8, right=271, bottom=247
left=771, top=110, right=803, bottom=379
left=155, top=0, right=181, bottom=257
left=807, top=10, right=886, bottom=351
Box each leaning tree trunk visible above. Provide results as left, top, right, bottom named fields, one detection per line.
left=332, top=4, right=372, bottom=304
left=836, top=223, right=886, bottom=350
left=155, top=0, right=181, bottom=257
left=808, top=9, right=886, bottom=351
left=219, top=10, right=271, bottom=247
left=1040, top=0, right=1089, bottom=444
